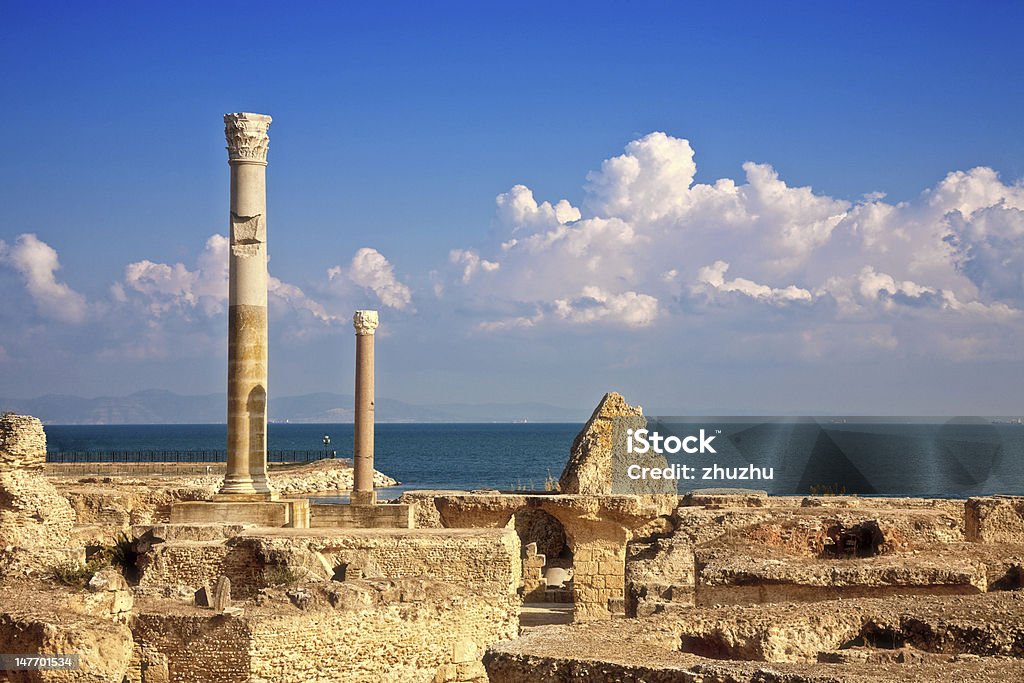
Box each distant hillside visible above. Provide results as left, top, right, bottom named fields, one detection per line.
left=0, top=390, right=584, bottom=425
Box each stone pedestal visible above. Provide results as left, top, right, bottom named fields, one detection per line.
left=352, top=310, right=378, bottom=506
left=170, top=499, right=310, bottom=528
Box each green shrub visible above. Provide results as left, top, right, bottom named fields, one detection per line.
left=50, top=554, right=111, bottom=588
left=262, top=565, right=302, bottom=586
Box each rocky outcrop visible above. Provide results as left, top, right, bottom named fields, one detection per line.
left=559, top=392, right=645, bottom=495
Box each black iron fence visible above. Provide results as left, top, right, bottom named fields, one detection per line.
left=46, top=449, right=340, bottom=464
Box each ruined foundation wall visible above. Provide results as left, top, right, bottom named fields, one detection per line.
left=248, top=596, right=516, bottom=682
left=130, top=612, right=253, bottom=683
left=130, top=583, right=518, bottom=683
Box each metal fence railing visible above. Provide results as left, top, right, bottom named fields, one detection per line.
left=45, top=449, right=340, bottom=464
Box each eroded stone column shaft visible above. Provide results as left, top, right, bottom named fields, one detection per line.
left=352, top=310, right=378, bottom=505
left=221, top=112, right=272, bottom=496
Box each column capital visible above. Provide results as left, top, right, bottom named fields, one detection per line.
left=353, top=310, right=379, bottom=336
left=224, top=112, right=272, bottom=164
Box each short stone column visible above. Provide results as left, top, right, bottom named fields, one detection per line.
left=352, top=310, right=379, bottom=506
left=220, top=112, right=272, bottom=497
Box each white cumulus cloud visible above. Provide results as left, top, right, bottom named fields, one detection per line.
left=329, top=247, right=412, bottom=310
left=0, top=233, right=87, bottom=323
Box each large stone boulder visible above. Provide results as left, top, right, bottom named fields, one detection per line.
left=559, top=392, right=644, bottom=495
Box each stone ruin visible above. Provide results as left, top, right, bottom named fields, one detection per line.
left=0, top=413, right=77, bottom=572
left=5, top=391, right=1024, bottom=681
left=2, top=109, right=1024, bottom=682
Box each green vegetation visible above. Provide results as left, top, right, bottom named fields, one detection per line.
left=50, top=532, right=140, bottom=587
left=50, top=555, right=110, bottom=588
left=262, top=565, right=303, bottom=586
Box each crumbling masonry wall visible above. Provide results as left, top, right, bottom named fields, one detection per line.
left=0, top=413, right=77, bottom=571
left=131, top=581, right=517, bottom=683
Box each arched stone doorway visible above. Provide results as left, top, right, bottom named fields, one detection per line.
left=512, top=507, right=574, bottom=625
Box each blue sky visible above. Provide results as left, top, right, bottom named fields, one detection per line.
left=2, top=2, right=1024, bottom=414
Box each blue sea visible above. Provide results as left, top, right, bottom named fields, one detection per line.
left=44, top=423, right=580, bottom=498
left=42, top=420, right=1024, bottom=498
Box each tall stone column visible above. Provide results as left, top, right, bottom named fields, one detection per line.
left=352, top=310, right=378, bottom=506
left=220, top=113, right=272, bottom=497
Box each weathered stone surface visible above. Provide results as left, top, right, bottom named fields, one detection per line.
left=87, top=567, right=128, bottom=593
left=136, top=527, right=522, bottom=602
left=681, top=488, right=768, bottom=509
left=966, top=496, right=1024, bottom=543
left=211, top=575, right=231, bottom=611
left=559, top=392, right=644, bottom=495
left=398, top=490, right=674, bottom=621
left=0, top=585, right=134, bottom=682
left=0, top=412, right=46, bottom=471
left=486, top=592, right=1024, bottom=681
left=625, top=536, right=695, bottom=616
left=695, top=547, right=987, bottom=605
left=0, top=470, right=76, bottom=549
left=0, top=415, right=77, bottom=576
left=130, top=577, right=518, bottom=683
left=514, top=508, right=566, bottom=559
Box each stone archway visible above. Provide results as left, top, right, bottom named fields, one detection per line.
left=513, top=508, right=573, bottom=605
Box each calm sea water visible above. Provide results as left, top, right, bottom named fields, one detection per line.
left=44, top=423, right=580, bottom=497
left=42, top=421, right=1024, bottom=498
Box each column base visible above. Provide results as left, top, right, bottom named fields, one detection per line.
left=212, top=492, right=278, bottom=502
left=350, top=490, right=377, bottom=506
left=218, top=476, right=273, bottom=498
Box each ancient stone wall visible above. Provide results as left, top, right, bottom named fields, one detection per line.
left=130, top=612, right=253, bottom=682
left=0, top=584, right=135, bottom=682
left=309, top=502, right=413, bottom=529
left=130, top=580, right=518, bottom=683
left=571, top=530, right=628, bottom=620
left=247, top=593, right=514, bottom=682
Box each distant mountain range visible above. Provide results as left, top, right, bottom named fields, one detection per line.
left=0, top=389, right=585, bottom=425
